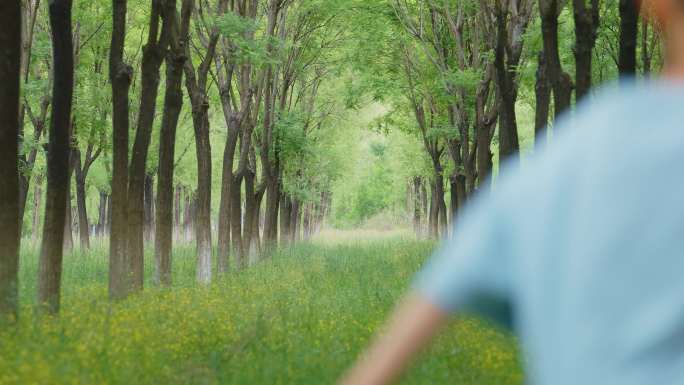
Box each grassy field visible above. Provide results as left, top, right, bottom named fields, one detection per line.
left=2, top=233, right=523, bottom=385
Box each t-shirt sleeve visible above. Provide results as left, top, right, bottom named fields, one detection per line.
left=413, top=187, right=516, bottom=326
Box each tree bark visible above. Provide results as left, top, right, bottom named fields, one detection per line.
left=155, top=0, right=187, bottom=286
left=37, top=0, right=74, bottom=314
left=619, top=0, right=640, bottom=75
left=109, top=0, right=134, bottom=300
left=0, top=0, right=22, bottom=321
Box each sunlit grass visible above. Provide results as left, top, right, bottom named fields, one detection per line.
left=3, top=234, right=522, bottom=385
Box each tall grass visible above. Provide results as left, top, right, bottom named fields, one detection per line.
left=3, top=234, right=522, bottom=385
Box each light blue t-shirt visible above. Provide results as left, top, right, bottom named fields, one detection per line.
left=416, top=82, right=684, bottom=385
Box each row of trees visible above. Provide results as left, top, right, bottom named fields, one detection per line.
left=347, top=0, right=659, bottom=238
left=0, top=0, right=664, bottom=320
left=1, top=0, right=349, bottom=319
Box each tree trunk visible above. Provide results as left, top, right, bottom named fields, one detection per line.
left=63, top=166, right=73, bottom=254
left=74, top=161, right=89, bottom=250
left=128, top=2, right=170, bottom=292
left=97, top=191, right=107, bottom=237
left=0, top=0, right=22, bottom=321
left=641, top=18, right=652, bottom=76
left=183, top=191, right=191, bottom=243
left=436, top=174, right=447, bottom=236
left=32, top=177, right=43, bottom=245
left=155, top=1, right=186, bottom=286
left=420, top=181, right=428, bottom=235
left=263, top=179, right=280, bottom=249
left=193, top=118, right=213, bottom=284
left=217, top=118, right=239, bottom=273
left=244, top=171, right=256, bottom=262
left=17, top=1, right=45, bottom=234
left=144, top=173, right=154, bottom=244
left=109, top=0, right=134, bottom=300
left=253, top=191, right=264, bottom=254
left=428, top=182, right=438, bottom=238
left=105, top=193, right=112, bottom=236
left=302, top=203, right=312, bottom=241
left=412, top=177, right=422, bottom=237
left=573, top=0, right=599, bottom=101
left=182, top=0, right=219, bottom=284
left=449, top=174, right=466, bottom=225
left=494, top=9, right=520, bottom=162
left=540, top=0, right=573, bottom=118
left=38, top=0, right=74, bottom=314
left=280, top=194, right=291, bottom=246
left=619, top=0, right=640, bottom=75
left=230, top=175, right=244, bottom=267
left=291, top=199, right=301, bottom=244
left=174, top=185, right=182, bottom=241
left=535, top=50, right=551, bottom=148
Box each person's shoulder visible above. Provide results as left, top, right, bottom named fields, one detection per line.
left=579, top=79, right=684, bottom=124
left=552, top=80, right=684, bottom=151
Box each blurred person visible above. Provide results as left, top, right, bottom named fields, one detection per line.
left=338, top=1, right=684, bottom=384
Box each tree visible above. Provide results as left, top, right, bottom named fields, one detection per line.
left=109, top=0, right=134, bottom=300
left=37, top=0, right=74, bottom=314
left=155, top=0, right=190, bottom=286
left=72, top=128, right=103, bottom=250
left=573, top=0, right=600, bottom=100
left=214, top=0, right=262, bottom=271
left=127, top=0, right=172, bottom=292
left=619, top=0, right=640, bottom=75
left=0, top=0, right=22, bottom=321
left=491, top=0, right=533, bottom=163
left=17, top=0, right=45, bottom=231
left=183, top=0, right=221, bottom=284
left=540, top=0, right=573, bottom=118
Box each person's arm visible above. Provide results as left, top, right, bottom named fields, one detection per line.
left=337, top=294, right=449, bottom=385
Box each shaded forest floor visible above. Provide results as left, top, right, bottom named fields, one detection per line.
left=2, top=233, right=522, bottom=385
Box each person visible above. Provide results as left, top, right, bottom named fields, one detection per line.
left=337, top=1, right=684, bottom=384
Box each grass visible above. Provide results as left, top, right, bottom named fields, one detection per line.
left=2, top=233, right=523, bottom=385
